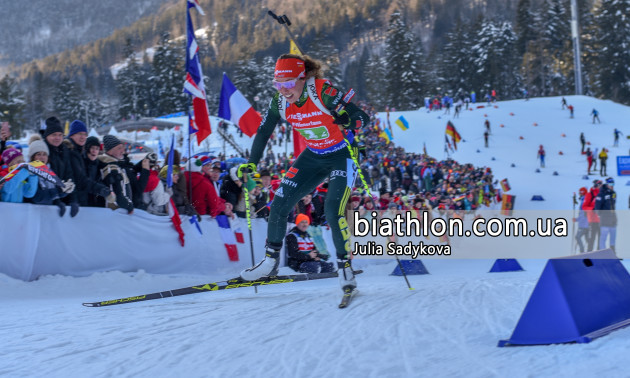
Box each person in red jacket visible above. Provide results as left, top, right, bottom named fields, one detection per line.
left=185, top=156, right=231, bottom=217
left=582, top=180, right=601, bottom=251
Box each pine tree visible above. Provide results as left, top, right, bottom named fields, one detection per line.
left=308, top=34, right=344, bottom=88
left=439, top=20, right=474, bottom=95
left=364, top=53, right=387, bottom=109
left=515, top=0, right=536, bottom=56
left=0, top=75, right=26, bottom=136
left=53, top=78, right=84, bottom=124
left=384, top=10, right=424, bottom=110
left=116, top=38, right=151, bottom=120
left=591, top=0, right=630, bottom=104
left=471, top=20, right=522, bottom=99
left=151, top=32, right=187, bottom=116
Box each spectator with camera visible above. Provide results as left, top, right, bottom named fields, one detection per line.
left=98, top=135, right=149, bottom=214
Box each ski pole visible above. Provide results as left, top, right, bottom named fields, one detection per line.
left=333, top=89, right=371, bottom=198
left=267, top=11, right=304, bottom=54
left=394, top=256, right=414, bottom=290
left=571, top=192, right=577, bottom=255
left=238, top=163, right=258, bottom=293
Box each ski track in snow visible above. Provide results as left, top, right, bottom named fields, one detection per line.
left=3, top=260, right=630, bottom=377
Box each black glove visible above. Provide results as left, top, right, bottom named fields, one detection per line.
left=70, top=202, right=80, bottom=218
left=332, top=110, right=351, bottom=128
left=54, top=199, right=66, bottom=217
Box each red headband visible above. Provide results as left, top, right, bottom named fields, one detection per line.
left=274, top=58, right=305, bottom=79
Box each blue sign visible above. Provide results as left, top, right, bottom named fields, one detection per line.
left=616, top=156, right=630, bottom=175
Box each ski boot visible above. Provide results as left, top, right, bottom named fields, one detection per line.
left=337, top=259, right=357, bottom=291
left=240, top=244, right=280, bottom=281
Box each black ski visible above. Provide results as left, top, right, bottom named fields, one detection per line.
left=338, top=287, right=359, bottom=308
left=83, top=272, right=339, bottom=307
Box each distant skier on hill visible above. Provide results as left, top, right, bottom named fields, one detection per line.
left=537, top=145, right=546, bottom=168
left=586, top=147, right=593, bottom=174
left=561, top=97, right=567, bottom=110
left=591, top=108, right=601, bottom=124
left=614, top=128, right=623, bottom=147
left=568, top=104, right=574, bottom=118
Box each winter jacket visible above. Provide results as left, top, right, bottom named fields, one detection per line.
left=582, top=189, right=600, bottom=223
left=285, top=226, right=325, bottom=271
left=45, top=140, right=77, bottom=204
left=0, top=167, right=38, bottom=203
left=66, top=139, right=110, bottom=206
left=98, top=154, right=134, bottom=213
left=186, top=171, right=226, bottom=217
left=594, top=185, right=617, bottom=227
left=220, top=173, right=245, bottom=216
left=119, top=156, right=150, bottom=209
left=142, top=170, right=172, bottom=215
left=84, top=155, right=107, bottom=207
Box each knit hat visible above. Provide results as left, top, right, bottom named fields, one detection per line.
left=28, top=134, right=49, bottom=161
left=295, top=213, right=310, bottom=225
left=85, top=136, right=101, bottom=152
left=578, top=187, right=588, bottom=196
left=190, top=156, right=208, bottom=173
left=1, top=147, right=22, bottom=166
left=103, top=135, right=123, bottom=152
left=44, top=117, right=64, bottom=138
left=68, top=120, right=87, bottom=136
left=351, top=196, right=361, bottom=202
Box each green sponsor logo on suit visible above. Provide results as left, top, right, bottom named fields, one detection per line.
left=298, top=126, right=329, bottom=140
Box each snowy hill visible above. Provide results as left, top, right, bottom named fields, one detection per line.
left=379, top=95, right=630, bottom=211
left=3, top=96, right=630, bottom=377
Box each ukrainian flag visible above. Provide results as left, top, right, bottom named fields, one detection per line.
left=379, top=130, right=390, bottom=144
left=395, top=116, right=409, bottom=131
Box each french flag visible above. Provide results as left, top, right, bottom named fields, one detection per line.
left=184, top=6, right=211, bottom=145
left=218, top=73, right=261, bottom=137
left=216, top=215, right=239, bottom=261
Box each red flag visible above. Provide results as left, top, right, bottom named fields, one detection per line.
left=168, top=198, right=185, bottom=247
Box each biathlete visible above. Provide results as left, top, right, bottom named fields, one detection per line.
left=239, top=54, right=369, bottom=293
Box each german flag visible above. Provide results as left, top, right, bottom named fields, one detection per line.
left=445, top=121, right=461, bottom=143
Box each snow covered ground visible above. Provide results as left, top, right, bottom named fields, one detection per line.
left=3, top=95, right=630, bottom=377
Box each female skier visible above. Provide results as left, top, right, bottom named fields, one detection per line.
left=239, top=54, right=369, bottom=293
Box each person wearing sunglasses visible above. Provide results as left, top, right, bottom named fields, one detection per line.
left=239, top=54, right=369, bottom=294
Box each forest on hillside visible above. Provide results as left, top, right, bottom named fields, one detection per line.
left=0, top=0, right=628, bottom=136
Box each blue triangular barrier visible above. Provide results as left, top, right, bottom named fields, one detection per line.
left=477, top=149, right=481, bottom=153
left=535, top=169, right=540, bottom=173
left=583, top=175, right=590, bottom=180
left=511, top=163, right=515, bottom=167
left=531, top=195, right=544, bottom=201
left=626, top=180, right=630, bottom=186
left=499, top=249, right=630, bottom=346
left=491, top=157, right=496, bottom=161
left=391, top=260, right=429, bottom=276
left=489, top=259, right=524, bottom=273
left=553, top=171, right=559, bottom=176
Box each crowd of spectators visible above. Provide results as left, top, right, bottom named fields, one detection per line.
left=1, top=105, right=499, bottom=264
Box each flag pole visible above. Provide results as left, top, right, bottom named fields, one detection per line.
left=185, top=3, right=194, bottom=210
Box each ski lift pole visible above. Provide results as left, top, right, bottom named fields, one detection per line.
left=267, top=11, right=304, bottom=54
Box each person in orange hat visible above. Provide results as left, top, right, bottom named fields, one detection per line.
left=285, top=213, right=334, bottom=274
left=239, top=54, right=369, bottom=295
